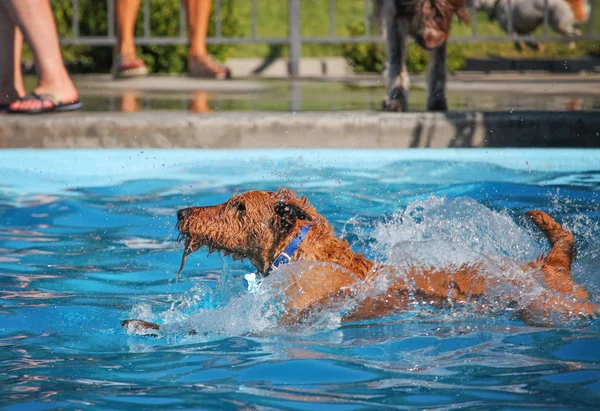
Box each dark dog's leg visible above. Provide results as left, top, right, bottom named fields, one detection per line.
left=426, top=42, right=448, bottom=112
left=514, top=40, right=525, bottom=51
left=525, top=40, right=544, bottom=52
left=382, top=15, right=410, bottom=112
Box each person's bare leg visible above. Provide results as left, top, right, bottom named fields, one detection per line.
left=113, top=0, right=147, bottom=77
left=6, top=0, right=78, bottom=112
left=185, top=0, right=211, bottom=56
left=0, top=2, right=25, bottom=106
left=13, top=29, right=25, bottom=97
left=117, top=0, right=141, bottom=56
left=184, top=0, right=229, bottom=78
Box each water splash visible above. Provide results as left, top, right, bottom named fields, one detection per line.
left=129, top=196, right=594, bottom=340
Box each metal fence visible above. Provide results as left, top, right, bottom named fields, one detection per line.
left=59, top=0, right=599, bottom=76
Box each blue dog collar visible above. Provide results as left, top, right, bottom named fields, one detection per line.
left=243, top=223, right=311, bottom=289
left=263, top=223, right=311, bottom=277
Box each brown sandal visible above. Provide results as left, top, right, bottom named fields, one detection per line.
left=188, top=54, right=231, bottom=79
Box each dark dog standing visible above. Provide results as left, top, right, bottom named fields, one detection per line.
left=375, top=0, right=469, bottom=112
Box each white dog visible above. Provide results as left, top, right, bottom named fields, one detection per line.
left=471, top=0, right=590, bottom=50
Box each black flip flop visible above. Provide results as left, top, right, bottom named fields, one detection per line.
left=7, top=92, right=82, bottom=114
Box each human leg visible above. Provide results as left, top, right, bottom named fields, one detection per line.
left=5, top=0, right=79, bottom=112
left=183, top=0, right=230, bottom=79
left=0, top=2, right=25, bottom=107
left=113, top=0, right=148, bottom=78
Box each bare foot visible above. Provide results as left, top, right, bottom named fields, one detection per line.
left=9, top=81, right=78, bottom=112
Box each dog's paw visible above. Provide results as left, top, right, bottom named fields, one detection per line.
left=121, top=319, right=161, bottom=336
left=382, top=88, right=409, bottom=112
left=427, top=98, right=448, bottom=112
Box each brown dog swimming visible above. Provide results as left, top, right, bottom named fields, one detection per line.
left=122, top=189, right=598, bottom=334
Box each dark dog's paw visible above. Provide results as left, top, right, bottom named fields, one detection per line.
left=382, top=88, right=409, bottom=112
left=382, top=98, right=408, bottom=112
left=122, top=319, right=161, bottom=336
left=427, top=98, right=448, bottom=112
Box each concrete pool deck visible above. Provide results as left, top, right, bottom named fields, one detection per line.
left=1, top=111, right=598, bottom=148
left=2, top=73, right=598, bottom=148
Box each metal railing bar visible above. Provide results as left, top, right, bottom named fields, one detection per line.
left=329, top=0, right=335, bottom=37
left=251, top=0, right=257, bottom=38
left=470, top=3, right=477, bottom=38
left=215, top=0, right=222, bottom=37
left=59, top=32, right=600, bottom=46
left=107, top=0, right=115, bottom=38
left=179, top=0, right=187, bottom=38
left=364, top=0, right=370, bottom=36
left=59, top=36, right=291, bottom=46
left=288, top=0, right=301, bottom=76
left=143, top=0, right=150, bottom=37
left=543, top=0, right=549, bottom=36
left=300, top=34, right=600, bottom=43
left=507, top=0, right=513, bottom=36
left=365, top=0, right=371, bottom=36
left=72, top=0, right=80, bottom=38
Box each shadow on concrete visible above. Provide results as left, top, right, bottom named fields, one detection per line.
left=408, top=111, right=600, bottom=148
left=252, top=45, right=284, bottom=75
left=1, top=111, right=598, bottom=148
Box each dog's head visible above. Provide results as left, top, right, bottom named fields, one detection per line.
left=176, top=189, right=321, bottom=276
left=412, top=0, right=470, bottom=49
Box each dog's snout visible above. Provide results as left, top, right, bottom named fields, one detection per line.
left=177, top=208, right=189, bottom=222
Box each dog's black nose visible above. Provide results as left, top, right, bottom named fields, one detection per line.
left=177, top=208, right=189, bottom=222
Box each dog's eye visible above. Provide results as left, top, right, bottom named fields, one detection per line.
left=235, top=202, right=246, bottom=214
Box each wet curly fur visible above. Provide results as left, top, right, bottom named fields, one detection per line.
left=122, top=189, right=598, bottom=333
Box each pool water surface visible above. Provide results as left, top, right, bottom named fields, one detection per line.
left=1, top=149, right=599, bottom=410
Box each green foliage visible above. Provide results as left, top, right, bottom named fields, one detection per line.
left=342, top=23, right=386, bottom=73
left=51, top=0, right=241, bottom=74
left=445, top=43, right=467, bottom=73
left=342, top=22, right=467, bottom=74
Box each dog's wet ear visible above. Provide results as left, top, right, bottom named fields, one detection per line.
left=274, top=201, right=312, bottom=229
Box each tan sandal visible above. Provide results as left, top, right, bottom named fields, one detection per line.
left=188, top=54, right=231, bottom=79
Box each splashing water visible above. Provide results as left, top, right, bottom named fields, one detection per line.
left=131, top=196, right=571, bottom=340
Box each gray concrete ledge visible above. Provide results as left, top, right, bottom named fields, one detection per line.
left=0, top=111, right=598, bottom=148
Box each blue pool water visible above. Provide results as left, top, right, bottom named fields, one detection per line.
left=1, top=149, right=600, bottom=410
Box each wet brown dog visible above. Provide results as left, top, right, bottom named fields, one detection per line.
left=123, top=189, right=598, bottom=333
